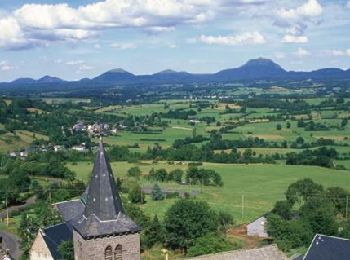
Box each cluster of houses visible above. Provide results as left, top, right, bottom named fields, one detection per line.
left=72, top=121, right=118, bottom=136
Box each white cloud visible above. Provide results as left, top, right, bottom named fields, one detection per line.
left=278, top=0, right=322, bottom=20
left=66, top=60, right=85, bottom=65
left=78, top=64, right=94, bottom=71
left=326, top=49, right=350, bottom=57
left=281, top=34, right=308, bottom=43
left=0, top=0, right=221, bottom=49
left=347, top=1, right=350, bottom=8
left=0, top=60, right=15, bottom=71
left=295, top=47, right=311, bottom=57
left=200, top=32, right=266, bottom=46
left=110, top=42, right=137, bottom=50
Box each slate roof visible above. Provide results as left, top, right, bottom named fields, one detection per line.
left=304, top=234, right=350, bottom=260
left=41, top=223, right=72, bottom=259
left=69, top=141, right=140, bottom=238
left=187, top=244, right=288, bottom=260
left=54, top=200, right=85, bottom=222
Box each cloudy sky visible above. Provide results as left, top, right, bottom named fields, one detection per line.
left=0, top=0, right=349, bottom=81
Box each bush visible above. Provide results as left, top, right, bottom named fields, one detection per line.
left=187, top=233, right=236, bottom=257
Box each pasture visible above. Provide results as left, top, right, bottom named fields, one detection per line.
left=67, top=161, right=350, bottom=223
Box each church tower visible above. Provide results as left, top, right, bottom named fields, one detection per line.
left=71, top=141, right=141, bottom=260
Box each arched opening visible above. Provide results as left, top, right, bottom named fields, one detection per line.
left=105, top=245, right=113, bottom=260
left=114, top=244, right=122, bottom=260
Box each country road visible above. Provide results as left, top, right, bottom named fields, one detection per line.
left=0, top=230, right=22, bottom=259
left=0, top=195, right=37, bottom=220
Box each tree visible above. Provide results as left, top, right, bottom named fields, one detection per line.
left=58, top=240, right=74, bottom=260
left=300, top=196, right=338, bottom=236
left=276, top=124, right=282, bottom=130
left=286, top=121, right=291, bottom=129
left=340, top=219, right=350, bottom=239
left=327, top=187, right=350, bottom=216
left=272, top=201, right=292, bottom=220
left=148, top=168, right=167, bottom=182
left=285, top=178, right=324, bottom=206
left=128, top=183, right=145, bottom=204
left=168, top=169, right=183, bottom=183
left=164, top=199, right=218, bottom=251
left=127, top=166, right=141, bottom=179
left=267, top=214, right=313, bottom=251
left=151, top=183, right=164, bottom=201
left=143, top=215, right=164, bottom=248
left=192, top=127, right=197, bottom=139
left=217, top=211, right=234, bottom=232
left=341, top=118, right=348, bottom=128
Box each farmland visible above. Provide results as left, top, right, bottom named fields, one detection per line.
left=67, top=161, right=350, bottom=222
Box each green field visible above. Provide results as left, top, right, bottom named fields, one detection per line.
left=0, top=130, right=48, bottom=153
left=67, top=161, right=350, bottom=223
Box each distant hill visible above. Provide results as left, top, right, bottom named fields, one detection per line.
left=92, top=68, right=136, bottom=83
left=2, top=58, right=350, bottom=88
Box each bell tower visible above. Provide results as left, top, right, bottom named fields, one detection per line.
left=72, top=141, right=141, bottom=260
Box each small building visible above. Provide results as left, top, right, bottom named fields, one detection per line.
left=303, top=234, right=350, bottom=260
left=72, top=122, right=86, bottom=132
left=30, top=223, right=72, bottom=260
left=247, top=216, right=269, bottom=238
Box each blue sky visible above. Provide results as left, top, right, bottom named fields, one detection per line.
left=0, top=0, right=349, bottom=81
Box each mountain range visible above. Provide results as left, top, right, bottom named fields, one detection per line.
left=2, top=58, right=350, bottom=87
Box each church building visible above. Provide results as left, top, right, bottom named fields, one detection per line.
left=29, top=141, right=141, bottom=260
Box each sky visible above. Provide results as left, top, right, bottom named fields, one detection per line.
left=0, top=0, right=349, bottom=81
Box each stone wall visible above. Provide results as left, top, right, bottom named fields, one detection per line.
left=73, top=230, right=140, bottom=260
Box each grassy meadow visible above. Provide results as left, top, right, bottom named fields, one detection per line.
left=67, top=161, right=350, bottom=223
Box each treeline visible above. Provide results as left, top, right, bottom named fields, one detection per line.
left=141, top=167, right=223, bottom=187
left=286, top=147, right=340, bottom=169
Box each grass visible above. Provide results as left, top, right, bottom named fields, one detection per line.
left=67, top=161, right=350, bottom=223
left=0, top=130, right=48, bottom=153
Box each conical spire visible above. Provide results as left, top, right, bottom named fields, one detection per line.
left=83, top=141, right=123, bottom=221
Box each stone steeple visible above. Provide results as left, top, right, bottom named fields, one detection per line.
left=83, top=141, right=123, bottom=220
left=70, top=141, right=140, bottom=239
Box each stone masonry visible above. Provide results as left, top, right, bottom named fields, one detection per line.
left=73, top=230, right=140, bottom=260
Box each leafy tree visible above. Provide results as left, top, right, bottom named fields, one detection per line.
left=124, top=203, right=150, bottom=229
left=276, top=124, right=282, bottom=131
left=128, top=183, right=145, bottom=204
left=167, top=169, right=184, bottom=183
left=127, top=166, right=141, bottom=179
left=164, top=199, right=218, bottom=251
left=58, top=240, right=74, bottom=260
left=285, top=178, right=324, bottom=206
left=286, top=121, right=291, bottom=129
left=272, top=201, right=292, bottom=220
left=151, top=183, right=164, bottom=201
left=217, top=211, right=234, bottom=232
left=267, top=214, right=313, bottom=251
left=148, top=168, right=167, bottom=182
left=300, top=196, right=338, bottom=236
left=143, top=215, right=164, bottom=248
left=340, top=219, right=350, bottom=239
left=326, top=187, right=350, bottom=216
